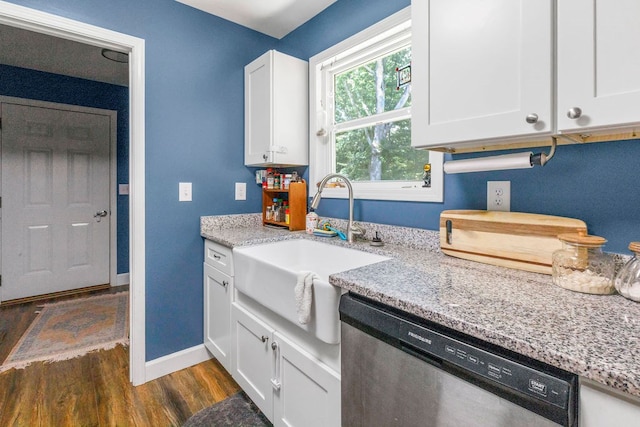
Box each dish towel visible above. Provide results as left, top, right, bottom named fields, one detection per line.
left=295, top=271, right=318, bottom=325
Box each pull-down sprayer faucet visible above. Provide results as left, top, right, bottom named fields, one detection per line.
left=310, top=173, right=363, bottom=243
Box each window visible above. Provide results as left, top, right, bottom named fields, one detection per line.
left=309, top=7, right=443, bottom=202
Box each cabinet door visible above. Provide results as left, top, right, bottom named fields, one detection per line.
left=272, top=332, right=340, bottom=427
left=411, top=0, right=553, bottom=148
left=245, top=51, right=273, bottom=166
left=203, top=263, right=232, bottom=372
left=557, top=0, right=640, bottom=132
left=231, top=303, right=274, bottom=421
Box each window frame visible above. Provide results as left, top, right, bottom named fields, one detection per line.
left=309, top=6, right=444, bottom=203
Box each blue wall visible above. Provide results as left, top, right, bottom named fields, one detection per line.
left=0, top=64, right=130, bottom=274
left=279, top=0, right=640, bottom=255
left=7, top=0, right=638, bottom=362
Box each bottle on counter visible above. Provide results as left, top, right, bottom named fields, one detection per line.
left=306, top=211, right=318, bottom=234
left=274, top=173, right=281, bottom=190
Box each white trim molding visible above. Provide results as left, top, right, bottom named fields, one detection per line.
left=0, top=1, right=147, bottom=385
left=145, top=345, right=213, bottom=383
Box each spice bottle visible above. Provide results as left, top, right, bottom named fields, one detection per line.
left=552, top=231, right=615, bottom=294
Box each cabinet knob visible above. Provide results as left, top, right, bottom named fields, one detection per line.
left=525, top=113, right=539, bottom=124
left=262, top=154, right=268, bottom=161
left=567, top=107, right=582, bottom=119
left=271, top=341, right=278, bottom=350
left=222, top=280, right=228, bottom=288
left=261, top=335, right=268, bottom=343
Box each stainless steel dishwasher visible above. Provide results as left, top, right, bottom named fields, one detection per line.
left=339, top=294, right=578, bottom=427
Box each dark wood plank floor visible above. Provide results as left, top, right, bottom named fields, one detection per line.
left=0, top=287, right=240, bottom=426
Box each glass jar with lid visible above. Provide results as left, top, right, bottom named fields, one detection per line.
left=614, top=242, right=640, bottom=302
left=552, top=230, right=615, bottom=294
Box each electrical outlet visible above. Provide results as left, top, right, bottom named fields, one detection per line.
left=235, top=182, right=247, bottom=200
left=487, top=181, right=510, bottom=211
left=179, top=182, right=192, bottom=202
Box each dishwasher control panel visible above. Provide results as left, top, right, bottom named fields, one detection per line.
left=399, top=321, right=570, bottom=409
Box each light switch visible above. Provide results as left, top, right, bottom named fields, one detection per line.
left=118, top=184, right=129, bottom=195
left=235, top=182, right=247, bottom=200
left=179, top=182, right=192, bottom=202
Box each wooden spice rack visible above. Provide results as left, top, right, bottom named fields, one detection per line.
left=262, top=180, right=307, bottom=231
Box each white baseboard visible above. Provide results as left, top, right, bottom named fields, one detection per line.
left=144, top=344, right=212, bottom=383
left=116, top=273, right=130, bottom=286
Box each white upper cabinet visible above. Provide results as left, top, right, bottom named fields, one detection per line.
left=245, top=50, right=309, bottom=166
left=557, top=0, right=640, bottom=133
left=411, top=0, right=553, bottom=149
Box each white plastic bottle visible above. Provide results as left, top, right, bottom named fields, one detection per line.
left=305, top=211, right=318, bottom=234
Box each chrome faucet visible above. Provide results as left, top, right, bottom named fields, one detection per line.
left=310, top=173, right=363, bottom=243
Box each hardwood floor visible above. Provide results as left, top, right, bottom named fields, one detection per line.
left=0, top=288, right=241, bottom=426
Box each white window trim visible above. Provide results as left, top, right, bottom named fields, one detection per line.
left=309, top=6, right=444, bottom=203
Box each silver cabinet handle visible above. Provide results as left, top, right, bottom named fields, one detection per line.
left=567, top=107, right=582, bottom=119
left=263, top=154, right=268, bottom=161
left=525, top=113, right=538, bottom=124
left=270, top=378, right=282, bottom=391
left=261, top=335, right=268, bottom=343
left=221, top=280, right=228, bottom=288
left=213, top=254, right=221, bottom=260
left=271, top=341, right=278, bottom=350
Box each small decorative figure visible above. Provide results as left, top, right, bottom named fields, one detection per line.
left=422, top=163, right=431, bottom=188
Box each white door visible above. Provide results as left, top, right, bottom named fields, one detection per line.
left=411, top=0, right=553, bottom=148
left=231, top=303, right=274, bottom=421
left=273, top=331, right=341, bottom=427
left=204, top=262, right=232, bottom=372
left=1, top=102, right=111, bottom=301
left=557, top=0, right=640, bottom=132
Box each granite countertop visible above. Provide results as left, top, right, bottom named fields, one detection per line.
left=201, top=214, right=640, bottom=398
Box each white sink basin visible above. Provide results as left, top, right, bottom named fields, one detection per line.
left=233, top=239, right=389, bottom=344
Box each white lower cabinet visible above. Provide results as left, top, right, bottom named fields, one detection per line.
left=580, top=379, right=640, bottom=426
left=231, top=303, right=340, bottom=426
left=203, top=262, right=232, bottom=372
left=203, top=239, right=233, bottom=373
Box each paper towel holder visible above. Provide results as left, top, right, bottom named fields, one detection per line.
left=443, top=137, right=558, bottom=174
left=531, top=136, right=557, bottom=167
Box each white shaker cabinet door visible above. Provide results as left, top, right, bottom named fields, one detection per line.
left=203, top=263, right=232, bottom=372
left=411, top=0, right=553, bottom=149
left=557, top=0, right=640, bottom=133
left=272, top=332, right=340, bottom=427
left=231, top=303, right=275, bottom=421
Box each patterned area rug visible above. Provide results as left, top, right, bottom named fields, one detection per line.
left=183, top=391, right=272, bottom=427
left=0, top=292, right=128, bottom=372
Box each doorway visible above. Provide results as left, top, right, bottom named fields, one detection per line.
left=0, top=1, right=146, bottom=384
left=1, top=99, right=116, bottom=302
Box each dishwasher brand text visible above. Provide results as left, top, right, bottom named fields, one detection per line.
left=408, top=331, right=432, bottom=345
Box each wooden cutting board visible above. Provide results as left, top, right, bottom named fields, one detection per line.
left=439, top=210, right=587, bottom=274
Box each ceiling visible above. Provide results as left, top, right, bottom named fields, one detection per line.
left=176, top=0, right=337, bottom=39
left=0, top=1, right=335, bottom=86
left=0, top=24, right=129, bottom=87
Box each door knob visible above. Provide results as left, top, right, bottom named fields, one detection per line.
left=94, top=210, right=108, bottom=222
left=525, top=113, right=539, bottom=124
left=567, top=107, right=582, bottom=119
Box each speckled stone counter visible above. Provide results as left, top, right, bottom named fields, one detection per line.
left=201, top=213, right=640, bottom=398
